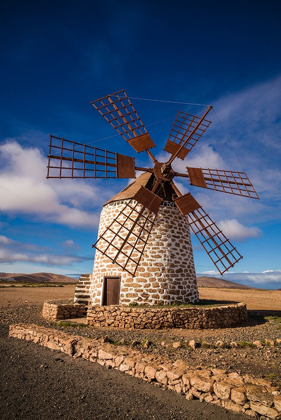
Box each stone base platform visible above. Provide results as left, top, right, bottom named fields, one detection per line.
left=87, top=303, right=247, bottom=330
left=42, top=300, right=247, bottom=330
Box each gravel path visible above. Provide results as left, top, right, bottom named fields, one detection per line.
left=1, top=324, right=248, bottom=420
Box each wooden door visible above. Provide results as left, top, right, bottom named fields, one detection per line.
left=102, top=277, right=121, bottom=305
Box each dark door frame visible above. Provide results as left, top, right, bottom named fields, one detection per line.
left=102, top=276, right=121, bottom=306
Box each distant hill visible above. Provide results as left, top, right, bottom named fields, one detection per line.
left=0, top=272, right=77, bottom=284
left=0, top=272, right=253, bottom=288
left=197, top=276, right=253, bottom=289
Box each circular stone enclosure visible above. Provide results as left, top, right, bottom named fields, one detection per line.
left=87, top=303, right=247, bottom=329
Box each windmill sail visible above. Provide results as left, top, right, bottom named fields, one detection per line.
left=93, top=195, right=161, bottom=276
left=174, top=192, right=242, bottom=274
left=91, top=90, right=156, bottom=153
left=186, top=167, right=259, bottom=199
left=164, top=111, right=211, bottom=160
left=47, top=135, right=135, bottom=179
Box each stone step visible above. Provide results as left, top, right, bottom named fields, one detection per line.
left=75, top=299, right=91, bottom=305
left=75, top=294, right=91, bottom=299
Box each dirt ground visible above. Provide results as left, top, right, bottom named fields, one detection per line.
left=0, top=284, right=280, bottom=420
left=199, top=287, right=281, bottom=312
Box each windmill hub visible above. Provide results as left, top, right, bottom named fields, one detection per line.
left=153, top=161, right=175, bottom=181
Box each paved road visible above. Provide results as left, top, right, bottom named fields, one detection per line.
left=0, top=325, right=248, bottom=420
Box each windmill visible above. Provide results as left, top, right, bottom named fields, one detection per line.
left=47, top=90, right=259, bottom=305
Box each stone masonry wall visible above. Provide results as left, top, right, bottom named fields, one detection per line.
left=90, top=201, right=198, bottom=306
left=42, top=300, right=87, bottom=320
left=87, top=303, right=247, bottom=329
left=9, top=324, right=281, bottom=419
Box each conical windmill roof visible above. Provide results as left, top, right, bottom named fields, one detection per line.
left=104, top=172, right=152, bottom=206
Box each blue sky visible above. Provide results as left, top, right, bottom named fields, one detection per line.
left=1, top=0, right=281, bottom=289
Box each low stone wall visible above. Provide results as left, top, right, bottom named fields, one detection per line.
left=42, top=300, right=87, bottom=321
left=87, top=303, right=247, bottom=329
left=9, top=324, right=281, bottom=419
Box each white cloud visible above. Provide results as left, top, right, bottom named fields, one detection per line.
left=217, top=219, right=262, bottom=241
left=199, top=270, right=219, bottom=276
left=0, top=141, right=115, bottom=228
left=223, top=271, right=281, bottom=286
left=62, top=240, right=81, bottom=250
left=0, top=235, right=89, bottom=266
left=0, top=235, right=14, bottom=245
left=0, top=249, right=85, bottom=266
left=197, top=270, right=281, bottom=288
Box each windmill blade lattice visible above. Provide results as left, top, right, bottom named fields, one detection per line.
left=164, top=110, right=212, bottom=160
left=185, top=167, right=259, bottom=199
left=93, top=197, right=160, bottom=276
left=91, top=90, right=156, bottom=153
left=174, top=192, right=242, bottom=274
left=47, top=135, right=136, bottom=179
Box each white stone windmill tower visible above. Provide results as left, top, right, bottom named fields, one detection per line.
left=47, top=90, right=259, bottom=306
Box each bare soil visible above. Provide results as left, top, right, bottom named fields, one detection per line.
left=0, top=285, right=280, bottom=420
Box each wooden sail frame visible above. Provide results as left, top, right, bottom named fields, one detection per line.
left=93, top=199, right=158, bottom=276
left=47, top=135, right=136, bottom=179
left=164, top=110, right=211, bottom=160
left=91, top=90, right=155, bottom=153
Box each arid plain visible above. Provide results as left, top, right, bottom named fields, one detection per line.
left=1, top=283, right=280, bottom=420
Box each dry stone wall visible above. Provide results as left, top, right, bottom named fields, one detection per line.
left=90, top=201, right=198, bottom=306
left=87, top=303, right=247, bottom=329
left=42, top=300, right=87, bottom=320
left=10, top=324, right=281, bottom=419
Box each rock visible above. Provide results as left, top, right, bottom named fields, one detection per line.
left=264, top=339, right=275, bottom=347
left=188, top=339, right=198, bottom=350
left=186, top=391, right=194, bottom=400
left=144, top=365, right=157, bottom=380
left=174, top=360, right=188, bottom=370
left=245, top=384, right=273, bottom=406
left=190, top=375, right=214, bottom=392
left=204, top=394, right=213, bottom=403
left=253, top=340, right=263, bottom=348
left=98, top=349, right=113, bottom=360
left=215, top=340, right=226, bottom=348
left=244, top=409, right=258, bottom=418
left=155, top=369, right=167, bottom=385
left=167, top=369, right=182, bottom=381
left=223, top=400, right=244, bottom=413
left=119, top=363, right=130, bottom=372
left=172, top=341, right=181, bottom=349
left=230, top=341, right=238, bottom=348
left=143, top=339, right=152, bottom=348
left=276, top=338, right=281, bottom=345
left=114, top=355, right=124, bottom=367
left=214, top=381, right=232, bottom=400
left=175, top=383, right=183, bottom=394
left=250, top=401, right=279, bottom=418
left=182, top=374, right=190, bottom=388
left=231, top=387, right=247, bottom=405
left=274, top=395, right=281, bottom=412
left=135, top=362, right=145, bottom=374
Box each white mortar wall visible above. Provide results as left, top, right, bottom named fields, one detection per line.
left=90, top=200, right=198, bottom=305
